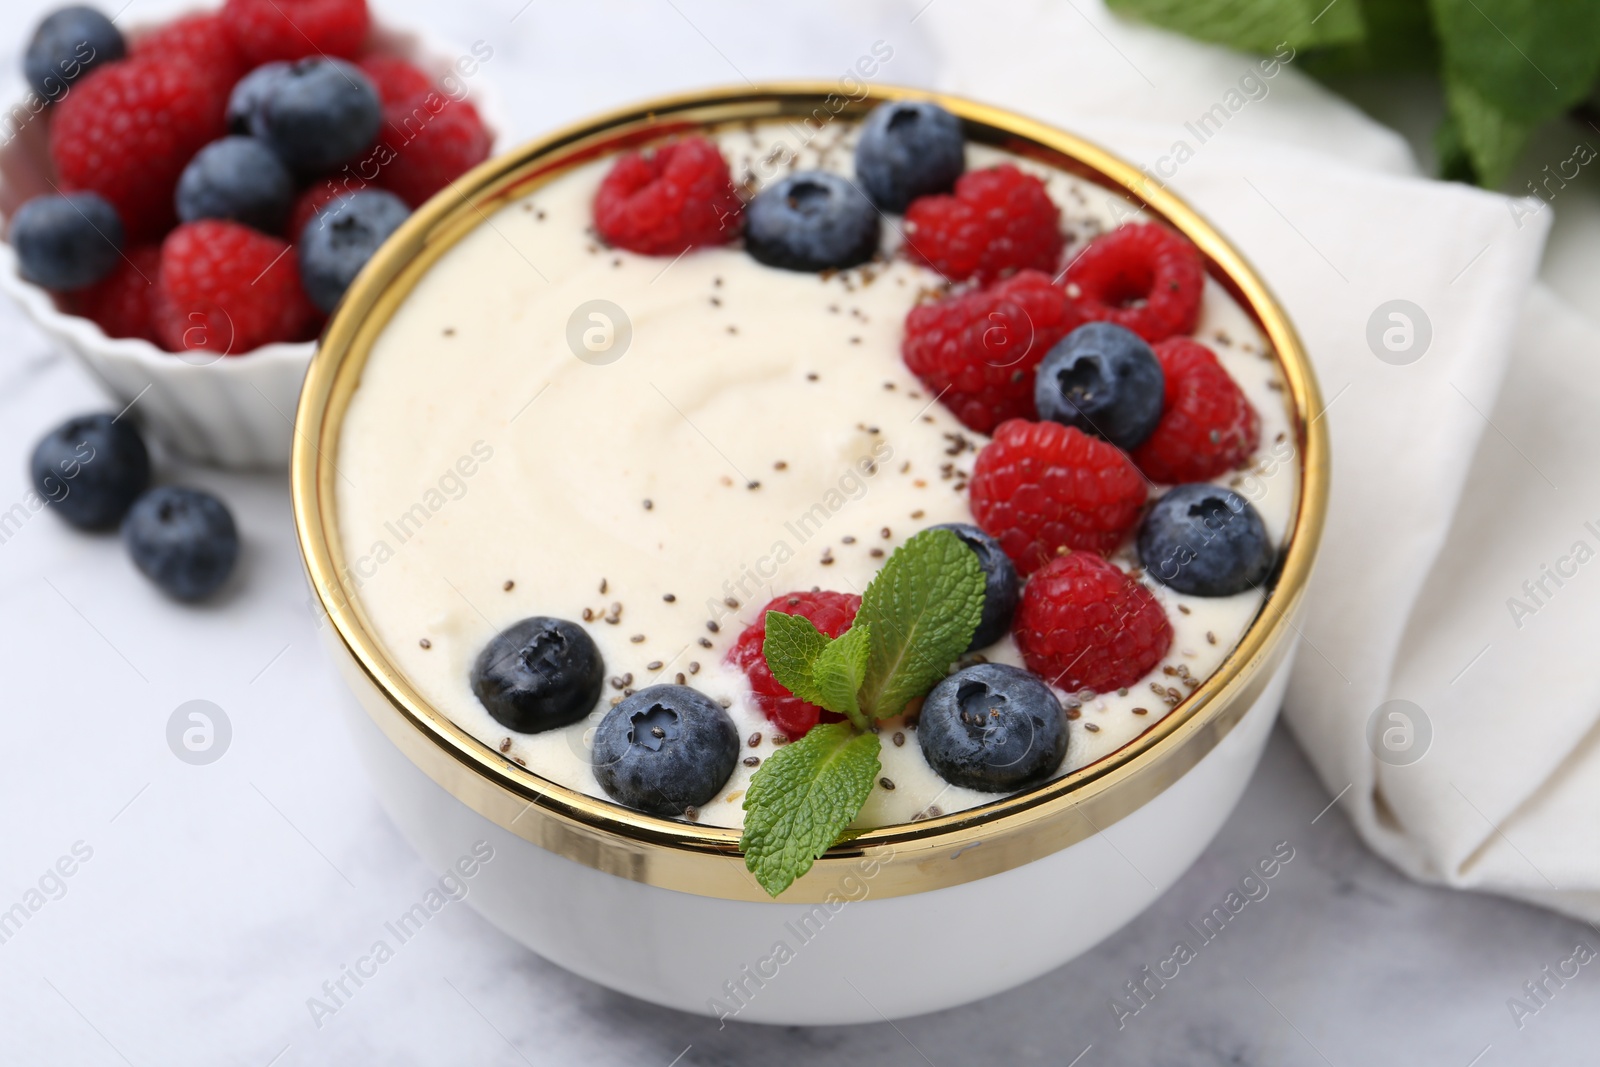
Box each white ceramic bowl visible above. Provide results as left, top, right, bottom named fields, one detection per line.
left=293, top=85, right=1329, bottom=1025
left=0, top=16, right=504, bottom=468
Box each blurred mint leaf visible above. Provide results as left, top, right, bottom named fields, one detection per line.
left=1106, top=0, right=1365, bottom=53
left=1443, top=74, right=1533, bottom=186
left=857, top=527, right=985, bottom=720
left=762, top=610, right=831, bottom=707
left=1302, top=0, right=1438, bottom=75
left=740, top=724, right=881, bottom=897
left=811, top=623, right=871, bottom=728
left=1427, top=0, right=1600, bottom=122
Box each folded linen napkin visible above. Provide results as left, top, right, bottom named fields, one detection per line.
left=924, top=0, right=1600, bottom=922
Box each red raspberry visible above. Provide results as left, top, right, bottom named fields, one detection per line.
left=221, top=0, right=370, bottom=65
left=358, top=55, right=434, bottom=103
left=593, top=137, right=743, bottom=256
left=902, top=270, right=1084, bottom=434
left=969, top=419, right=1147, bottom=574
left=288, top=176, right=369, bottom=239
left=1064, top=222, right=1204, bottom=343
left=1013, top=552, right=1172, bottom=694
left=73, top=245, right=163, bottom=346
left=49, top=57, right=229, bottom=241
left=1131, top=338, right=1260, bottom=483
left=727, top=591, right=862, bottom=740
left=902, top=164, right=1063, bottom=284
left=374, top=94, right=492, bottom=208
left=154, top=221, right=318, bottom=355
left=131, top=13, right=248, bottom=85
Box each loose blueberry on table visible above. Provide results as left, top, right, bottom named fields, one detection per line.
left=30, top=413, right=150, bottom=530
left=122, top=485, right=240, bottom=602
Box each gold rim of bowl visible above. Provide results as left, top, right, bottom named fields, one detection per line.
left=290, top=83, right=1330, bottom=903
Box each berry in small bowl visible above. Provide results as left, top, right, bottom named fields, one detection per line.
left=0, top=2, right=502, bottom=466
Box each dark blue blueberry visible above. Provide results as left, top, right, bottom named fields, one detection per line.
left=929, top=522, right=1018, bottom=651
left=854, top=100, right=965, bottom=213
left=176, top=137, right=295, bottom=234
left=11, top=192, right=123, bottom=291
left=917, top=663, right=1067, bottom=792
left=471, top=617, right=604, bottom=734
left=1034, top=321, right=1165, bottom=450
left=226, top=62, right=291, bottom=136
left=256, top=58, right=381, bottom=172
left=591, top=685, right=739, bottom=816
left=745, top=171, right=880, bottom=272
left=1137, top=484, right=1274, bottom=597
left=30, top=412, right=149, bottom=530
left=296, top=190, right=410, bottom=313
left=122, top=486, right=239, bottom=602
left=24, top=6, right=124, bottom=102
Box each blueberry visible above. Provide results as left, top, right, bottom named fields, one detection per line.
left=23, top=6, right=124, bottom=102
left=256, top=58, right=381, bottom=172
left=29, top=412, right=149, bottom=530
left=176, top=137, right=295, bottom=234
left=591, top=685, right=739, bottom=816
left=854, top=100, right=965, bottom=213
left=745, top=171, right=880, bottom=272
left=122, top=487, right=239, bottom=601
left=226, top=62, right=291, bottom=136
left=471, top=617, right=604, bottom=734
left=10, top=193, right=123, bottom=291
left=917, top=663, right=1067, bottom=792
left=297, top=190, right=410, bottom=313
left=1035, top=322, right=1165, bottom=450
left=1137, top=484, right=1274, bottom=597
left=929, top=523, right=1018, bottom=650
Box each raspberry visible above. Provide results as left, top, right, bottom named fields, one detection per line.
left=1064, top=222, right=1204, bottom=343
left=969, top=419, right=1147, bottom=574
left=727, top=591, right=862, bottom=740
left=593, top=137, right=743, bottom=256
left=902, top=270, right=1083, bottom=434
left=131, top=13, right=247, bottom=85
left=221, top=0, right=370, bottom=65
left=1131, top=338, right=1260, bottom=483
left=358, top=55, right=434, bottom=103
left=902, top=164, right=1063, bottom=284
left=73, top=245, right=163, bottom=346
left=374, top=94, right=492, bottom=208
left=49, top=57, right=229, bottom=241
left=1013, top=552, right=1172, bottom=694
left=154, top=221, right=318, bottom=355
left=288, top=176, right=369, bottom=239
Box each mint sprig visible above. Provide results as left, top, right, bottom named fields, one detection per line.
left=740, top=528, right=985, bottom=895
left=740, top=724, right=881, bottom=897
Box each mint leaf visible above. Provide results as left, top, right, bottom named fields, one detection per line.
left=812, top=623, right=871, bottom=728
left=741, top=724, right=881, bottom=896
left=1105, top=0, right=1363, bottom=53
left=1442, top=74, right=1533, bottom=187
left=1302, top=0, right=1438, bottom=76
left=857, top=527, right=985, bottom=720
left=1427, top=0, right=1600, bottom=123
left=761, top=610, right=830, bottom=707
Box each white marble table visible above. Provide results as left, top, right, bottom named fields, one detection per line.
left=3, top=1, right=1599, bottom=1063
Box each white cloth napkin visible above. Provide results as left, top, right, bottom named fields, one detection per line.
left=921, top=0, right=1600, bottom=922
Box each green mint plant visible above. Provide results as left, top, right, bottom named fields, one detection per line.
left=739, top=527, right=985, bottom=897
left=1105, top=0, right=1600, bottom=187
